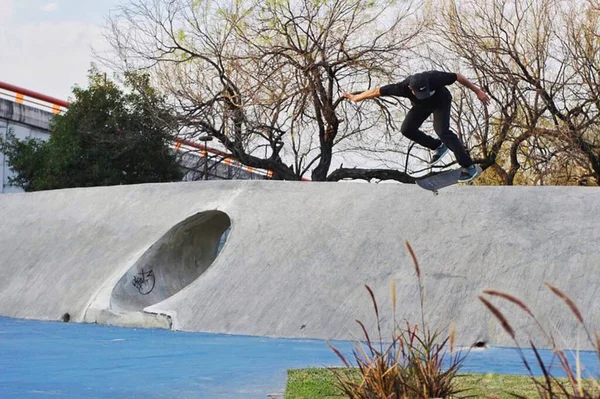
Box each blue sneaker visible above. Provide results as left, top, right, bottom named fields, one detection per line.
left=430, top=143, right=449, bottom=166
left=457, top=165, right=481, bottom=183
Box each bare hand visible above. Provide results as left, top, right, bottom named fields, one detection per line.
left=343, top=92, right=359, bottom=103
left=477, top=90, right=491, bottom=106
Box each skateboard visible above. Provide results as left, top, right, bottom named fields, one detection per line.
left=416, top=165, right=482, bottom=195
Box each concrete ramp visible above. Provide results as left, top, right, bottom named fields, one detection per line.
left=110, top=211, right=230, bottom=313
left=0, top=181, right=598, bottom=349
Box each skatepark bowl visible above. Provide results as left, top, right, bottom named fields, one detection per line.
left=110, top=210, right=231, bottom=313
left=0, top=316, right=598, bottom=398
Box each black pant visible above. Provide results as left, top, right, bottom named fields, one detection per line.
left=400, top=88, right=473, bottom=167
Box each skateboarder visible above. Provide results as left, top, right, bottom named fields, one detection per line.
left=343, top=71, right=490, bottom=182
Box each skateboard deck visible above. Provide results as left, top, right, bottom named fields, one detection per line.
left=416, top=165, right=482, bottom=195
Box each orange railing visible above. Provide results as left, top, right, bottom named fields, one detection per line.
left=175, top=138, right=275, bottom=179
left=0, top=81, right=69, bottom=114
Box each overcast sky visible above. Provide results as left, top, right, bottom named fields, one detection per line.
left=0, top=0, right=122, bottom=101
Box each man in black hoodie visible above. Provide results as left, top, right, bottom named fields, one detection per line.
left=343, top=71, right=490, bottom=182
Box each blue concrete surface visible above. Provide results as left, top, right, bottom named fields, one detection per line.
left=0, top=317, right=597, bottom=398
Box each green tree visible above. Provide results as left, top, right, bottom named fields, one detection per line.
left=0, top=71, right=183, bottom=191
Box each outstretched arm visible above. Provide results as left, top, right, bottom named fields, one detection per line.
left=456, top=73, right=490, bottom=106
left=343, top=88, right=381, bottom=103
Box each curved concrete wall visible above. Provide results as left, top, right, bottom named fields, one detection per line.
left=0, top=181, right=598, bottom=349
left=110, top=211, right=231, bottom=312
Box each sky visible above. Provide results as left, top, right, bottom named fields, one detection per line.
left=0, top=0, right=123, bottom=101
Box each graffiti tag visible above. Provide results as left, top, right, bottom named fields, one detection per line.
left=132, top=269, right=155, bottom=295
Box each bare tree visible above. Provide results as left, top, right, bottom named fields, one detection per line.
left=104, top=0, right=427, bottom=181
left=431, top=0, right=600, bottom=185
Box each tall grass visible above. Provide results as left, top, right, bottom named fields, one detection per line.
left=327, top=241, right=467, bottom=398
left=480, top=283, right=600, bottom=398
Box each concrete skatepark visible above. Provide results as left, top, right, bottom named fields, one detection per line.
left=0, top=181, right=598, bottom=350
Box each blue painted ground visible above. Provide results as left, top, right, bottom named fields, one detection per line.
left=0, top=317, right=597, bottom=398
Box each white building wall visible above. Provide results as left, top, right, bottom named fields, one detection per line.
left=1, top=121, right=51, bottom=193
left=0, top=119, right=6, bottom=192
left=0, top=98, right=53, bottom=193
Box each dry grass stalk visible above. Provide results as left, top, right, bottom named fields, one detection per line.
left=405, top=240, right=420, bottom=279
left=482, top=289, right=535, bottom=318
left=478, top=296, right=516, bottom=340
left=555, top=348, right=579, bottom=388
left=365, top=285, right=379, bottom=321
left=544, top=282, right=584, bottom=324
left=391, top=280, right=397, bottom=316
left=482, top=289, right=556, bottom=347
left=405, top=241, right=426, bottom=329
left=326, top=340, right=351, bottom=368
left=365, top=284, right=383, bottom=352
left=449, top=322, right=456, bottom=354
left=355, top=319, right=373, bottom=355
left=596, top=331, right=600, bottom=361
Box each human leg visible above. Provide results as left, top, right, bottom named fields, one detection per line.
left=432, top=91, right=474, bottom=168
left=400, top=106, right=441, bottom=150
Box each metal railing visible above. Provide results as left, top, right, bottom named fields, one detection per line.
left=0, top=81, right=69, bottom=114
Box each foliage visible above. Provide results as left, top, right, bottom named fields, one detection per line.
left=327, top=241, right=467, bottom=398
left=0, top=69, right=183, bottom=191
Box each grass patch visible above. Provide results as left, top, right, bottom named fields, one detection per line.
left=285, top=368, right=587, bottom=398
left=285, top=368, right=356, bottom=399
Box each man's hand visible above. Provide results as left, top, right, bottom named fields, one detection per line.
left=343, top=92, right=359, bottom=103
left=456, top=73, right=491, bottom=106
left=476, top=89, right=491, bottom=106
left=342, top=88, right=380, bottom=103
